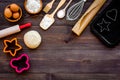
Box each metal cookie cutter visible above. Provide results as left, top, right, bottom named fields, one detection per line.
left=3, top=38, right=22, bottom=57
left=10, top=54, right=30, bottom=73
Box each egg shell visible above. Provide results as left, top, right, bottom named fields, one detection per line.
left=13, top=12, right=20, bottom=19
left=10, top=3, right=19, bottom=12
left=4, top=8, right=12, bottom=18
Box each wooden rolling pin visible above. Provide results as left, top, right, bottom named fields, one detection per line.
left=72, top=0, right=106, bottom=36
left=0, top=23, right=31, bottom=38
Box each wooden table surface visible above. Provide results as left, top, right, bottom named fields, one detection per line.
left=1, top=0, right=120, bottom=80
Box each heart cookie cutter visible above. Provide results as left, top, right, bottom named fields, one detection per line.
left=10, top=54, right=30, bottom=73
left=3, top=38, right=22, bottom=57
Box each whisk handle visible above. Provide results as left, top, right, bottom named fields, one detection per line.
left=64, top=0, right=73, bottom=10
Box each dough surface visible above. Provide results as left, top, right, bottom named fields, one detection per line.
left=24, top=30, right=41, bottom=49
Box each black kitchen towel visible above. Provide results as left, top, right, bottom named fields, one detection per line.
left=90, top=0, right=120, bottom=47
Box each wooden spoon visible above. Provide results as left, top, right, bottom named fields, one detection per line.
left=57, top=0, right=73, bottom=18
left=40, top=0, right=66, bottom=30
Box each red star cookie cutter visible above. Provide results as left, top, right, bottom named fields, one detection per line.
left=3, top=38, right=22, bottom=57
left=10, top=53, right=30, bottom=73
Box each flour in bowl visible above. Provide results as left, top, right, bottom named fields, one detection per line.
left=26, top=0, right=41, bottom=13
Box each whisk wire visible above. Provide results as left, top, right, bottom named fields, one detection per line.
left=72, top=1, right=83, bottom=19
left=66, top=0, right=86, bottom=20
left=73, top=2, right=84, bottom=19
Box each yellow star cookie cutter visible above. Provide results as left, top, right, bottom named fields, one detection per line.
left=3, top=38, right=22, bottom=57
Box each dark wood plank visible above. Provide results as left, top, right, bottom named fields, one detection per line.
left=52, top=74, right=120, bottom=80
left=0, top=73, right=47, bottom=80
left=0, top=0, right=119, bottom=80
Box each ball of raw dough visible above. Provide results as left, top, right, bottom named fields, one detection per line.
left=24, top=30, right=42, bottom=49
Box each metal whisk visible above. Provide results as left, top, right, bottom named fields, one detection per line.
left=66, top=0, right=87, bottom=21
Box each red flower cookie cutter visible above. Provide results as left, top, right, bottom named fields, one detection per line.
left=3, top=38, right=22, bottom=57
left=10, top=53, right=30, bottom=73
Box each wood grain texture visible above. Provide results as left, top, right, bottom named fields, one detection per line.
left=1, top=0, right=120, bottom=80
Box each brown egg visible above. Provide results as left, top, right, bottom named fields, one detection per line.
left=13, top=12, right=20, bottom=19
left=10, top=3, right=19, bottom=12
left=4, top=8, right=12, bottom=18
